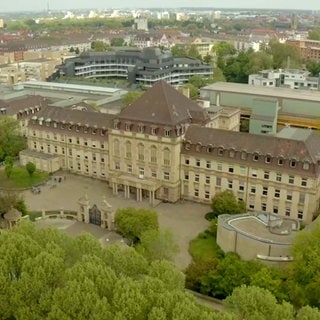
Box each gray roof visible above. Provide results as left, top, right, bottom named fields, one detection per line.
left=202, top=82, right=320, bottom=102
left=118, top=80, right=209, bottom=126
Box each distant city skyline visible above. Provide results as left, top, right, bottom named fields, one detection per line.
left=0, top=0, right=319, bottom=12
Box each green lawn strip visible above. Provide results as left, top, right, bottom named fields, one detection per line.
left=189, top=231, right=221, bottom=262
left=0, top=167, right=49, bottom=189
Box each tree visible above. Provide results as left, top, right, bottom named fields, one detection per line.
left=308, top=29, right=320, bottom=41
left=183, top=83, right=199, bottom=98
left=213, top=41, right=236, bottom=70
left=122, top=91, right=144, bottom=106
left=296, top=306, right=320, bottom=320
left=0, top=192, right=28, bottom=216
left=225, top=285, right=294, bottom=320
left=115, top=207, right=159, bottom=243
left=189, top=75, right=208, bottom=89
left=290, top=220, right=320, bottom=307
left=91, top=40, right=110, bottom=52
left=111, top=37, right=125, bottom=47
left=210, top=191, right=246, bottom=217
left=0, top=222, right=222, bottom=319
left=136, top=228, right=179, bottom=262
left=210, top=68, right=226, bottom=83
left=306, top=61, right=320, bottom=76
left=0, top=117, right=26, bottom=162
left=171, top=45, right=188, bottom=57
left=26, top=161, right=36, bottom=177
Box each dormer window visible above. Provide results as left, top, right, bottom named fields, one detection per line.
left=218, top=148, right=224, bottom=156
left=151, top=127, right=158, bottom=135
left=84, top=125, right=88, bottom=133
left=139, top=124, right=145, bottom=133
left=290, top=159, right=297, bottom=168
left=229, top=149, right=235, bottom=158
left=303, top=161, right=310, bottom=170
left=185, top=142, right=191, bottom=150
left=207, top=145, right=213, bottom=153
left=196, top=143, right=202, bottom=152
left=164, top=129, right=171, bottom=137
left=265, top=155, right=271, bottom=163
left=253, top=153, right=259, bottom=161
left=114, top=120, right=120, bottom=130
left=278, top=157, right=284, bottom=166
left=241, top=151, right=247, bottom=160
left=125, top=123, right=131, bottom=132
left=92, top=128, right=97, bottom=135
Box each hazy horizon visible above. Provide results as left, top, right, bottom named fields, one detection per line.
left=0, top=0, right=319, bottom=13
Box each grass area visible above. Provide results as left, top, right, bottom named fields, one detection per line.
left=0, top=166, right=49, bottom=189
left=28, top=211, right=42, bottom=221
left=189, top=230, right=222, bottom=262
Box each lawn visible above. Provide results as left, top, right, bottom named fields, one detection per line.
left=189, top=230, right=222, bottom=262
left=0, top=166, right=49, bottom=189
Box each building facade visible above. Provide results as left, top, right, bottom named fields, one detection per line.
left=59, top=47, right=213, bottom=86
left=22, top=81, right=320, bottom=223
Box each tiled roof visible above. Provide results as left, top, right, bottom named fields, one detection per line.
left=33, top=105, right=115, bottom=129
left=184, top=125, right=320, bottom=163
left=118, top=81, right=209, bottom=126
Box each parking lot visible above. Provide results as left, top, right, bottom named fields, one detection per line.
left=23, top=173, right=210, bottom=269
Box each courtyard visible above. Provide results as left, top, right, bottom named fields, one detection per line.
left=22, top=173, right=210, bottom=269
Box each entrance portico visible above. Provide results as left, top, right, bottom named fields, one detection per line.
left=110, top=174, right=161, bottom=205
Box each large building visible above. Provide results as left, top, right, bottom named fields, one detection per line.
left=59, top=47, right=213, bottom=86
left=21, top=81, right=320, bottom=223
left=287, top=39, right=320, bottom=61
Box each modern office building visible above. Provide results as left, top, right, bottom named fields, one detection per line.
left=21, top=81, right=320, bottom=223
left=59, top=47, right=213, bottom=86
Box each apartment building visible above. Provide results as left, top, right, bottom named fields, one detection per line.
left=21, top=81, right=320, bottom=223
left=60, top=47, right=213, bottom=86
left=287, top=39, right=320, bottom=61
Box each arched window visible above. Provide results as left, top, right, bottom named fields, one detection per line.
left=163, top=148, right=170, bottom=166
left=125, top=141, right=132, bottom=158
left=113, top=139, right=120, bottom=157
left=150, top=146, right=157, bottom=163
left=138, top=143, right=144, bottom=161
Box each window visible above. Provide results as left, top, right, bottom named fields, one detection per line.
left=139, top=167, right=144, bottom=177
left=251, top=169, right=257, bottom=178
left=301, top=178, right=307, bottom=187
left=303, top=162, right=310, bottom=170
left=126, top=141, right=132, bottom=158
left=194, top=189, right=199, bottom=197
left=285, top=207, right=291, bottom=217
left=239, top=182, right=244, bottom=191
left=195, top=174, right=200, bottom=182
left=164, top=172, right=170, bottom=180
left=114, top=139, right=120, bottom=157
left=278, top=158, right=284, bottom=165
left=250, top=186, right=256, bottom=194
left=150, top=146, right=157, bottom=163
left=217, top=163, right=222, bottom=171
left=206, top=161, right=211, bottom=169
left=276, top=173, right=282, bottom=182
left=164, top=129, right=171, bottom=137
left=196, top=159, right=201, bottom=167
left=228, top=166, right=234, bottom=173
left=241, top=152, right=247, bottom=160
left=273, top=206, right=278, bottom=214
left=184, top=172, right=189, bottom=180
left=218, top=148, right=224, bottom=156
left=151, top=127, right=157, bottom=135
left=125, top=123, right=131, bottom=131
left=290, top=159, right=297, bottom=168
left=62, top=147, right=65, bottom=155
left=249, top=204, right=254, bottom=210
left=101, top=144, right=104, bottom=149
left=261, top=203, right=267, bottom=211
left=240, top=166, right=246, bottom=175
left=216, top=177, right=221, bottom=186
left=299, top=194, right=305, bottom=204
left=287, top=192, right=292, bottom=201
left=262, top=187, right=268, bottom=196
left=69, top=138, right=72, bottom=143
left=205, top=191, right=210, bottom=199
left=253, top=154, right=259, bottom=161
left=298, top=211, right=304, bottom=220
left=205, top=176, right=210, bottom=184
left=265, top=156, right=271, bottom=163
left=228, top=180, right=233, bottom=189
left=264, top=171, right=270, bottom=179
left=289, top=176, right=294, bottom=184
left=229, top=150, right=235, bottom=158
left=139, top=125, right=145, bottom=133
left=68, top=149, right=72, bottom=156
left=127, top=164, right=132, bottom=173
left=115, top=162, right=120, bottom=170
left=274, top=189, right=280, bottom=198
left=185, top=158, right=190, bottom=165
left=138, top=143, right=144, bottom=161
left=163, top=148, right=170, bottom=166
left=54, top=146, right=58, bottom=153
left=151, top=169, right=157, bottom=178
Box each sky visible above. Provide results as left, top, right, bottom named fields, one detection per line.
left=0, top=0, right=319, bottom=12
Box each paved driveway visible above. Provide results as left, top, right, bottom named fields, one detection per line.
left=23, top=173, right=210, bottom=269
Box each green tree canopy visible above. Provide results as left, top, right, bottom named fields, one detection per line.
left=0, top=222, right=227, bottom=320
left=0, top=192, right=28, bottom=215
left=308, top=29, right=320, bottom=41
left=26, top=161, right=36, bottom=177
left=91, top=40, right=110, bottom=52
left=122, top=91, right=144, bottom=106
left=0, top=117, right=26, bottom=162
left=111, top=37, right=125, bottom=47
left=115, top=207, right=159, bottom=243
left=210, top=191, right=246, bottom=217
